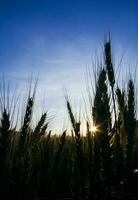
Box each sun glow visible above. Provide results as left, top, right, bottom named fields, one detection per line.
left=90, top=126, right=97, bottom=133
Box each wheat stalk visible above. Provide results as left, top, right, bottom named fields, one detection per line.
left=33, top=113, right=47, bottom=135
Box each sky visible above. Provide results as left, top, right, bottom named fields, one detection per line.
left=0, top=0, right=137, bottom=132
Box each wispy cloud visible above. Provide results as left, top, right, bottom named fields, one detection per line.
left=1, top=34, right=137, bottom=132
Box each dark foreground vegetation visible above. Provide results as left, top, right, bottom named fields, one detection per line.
left=0, top=39, right=138, bottom=200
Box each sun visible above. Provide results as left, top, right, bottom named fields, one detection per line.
left=90, top=126, right=97, bottom=132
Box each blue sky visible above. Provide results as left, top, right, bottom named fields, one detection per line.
left=0, top=0, right=137, bottom=131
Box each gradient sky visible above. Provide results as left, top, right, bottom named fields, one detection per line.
left=0, top=0, right=137, bottom=131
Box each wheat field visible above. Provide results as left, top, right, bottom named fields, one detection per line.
left=0, top=39, right=138, bottom=200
